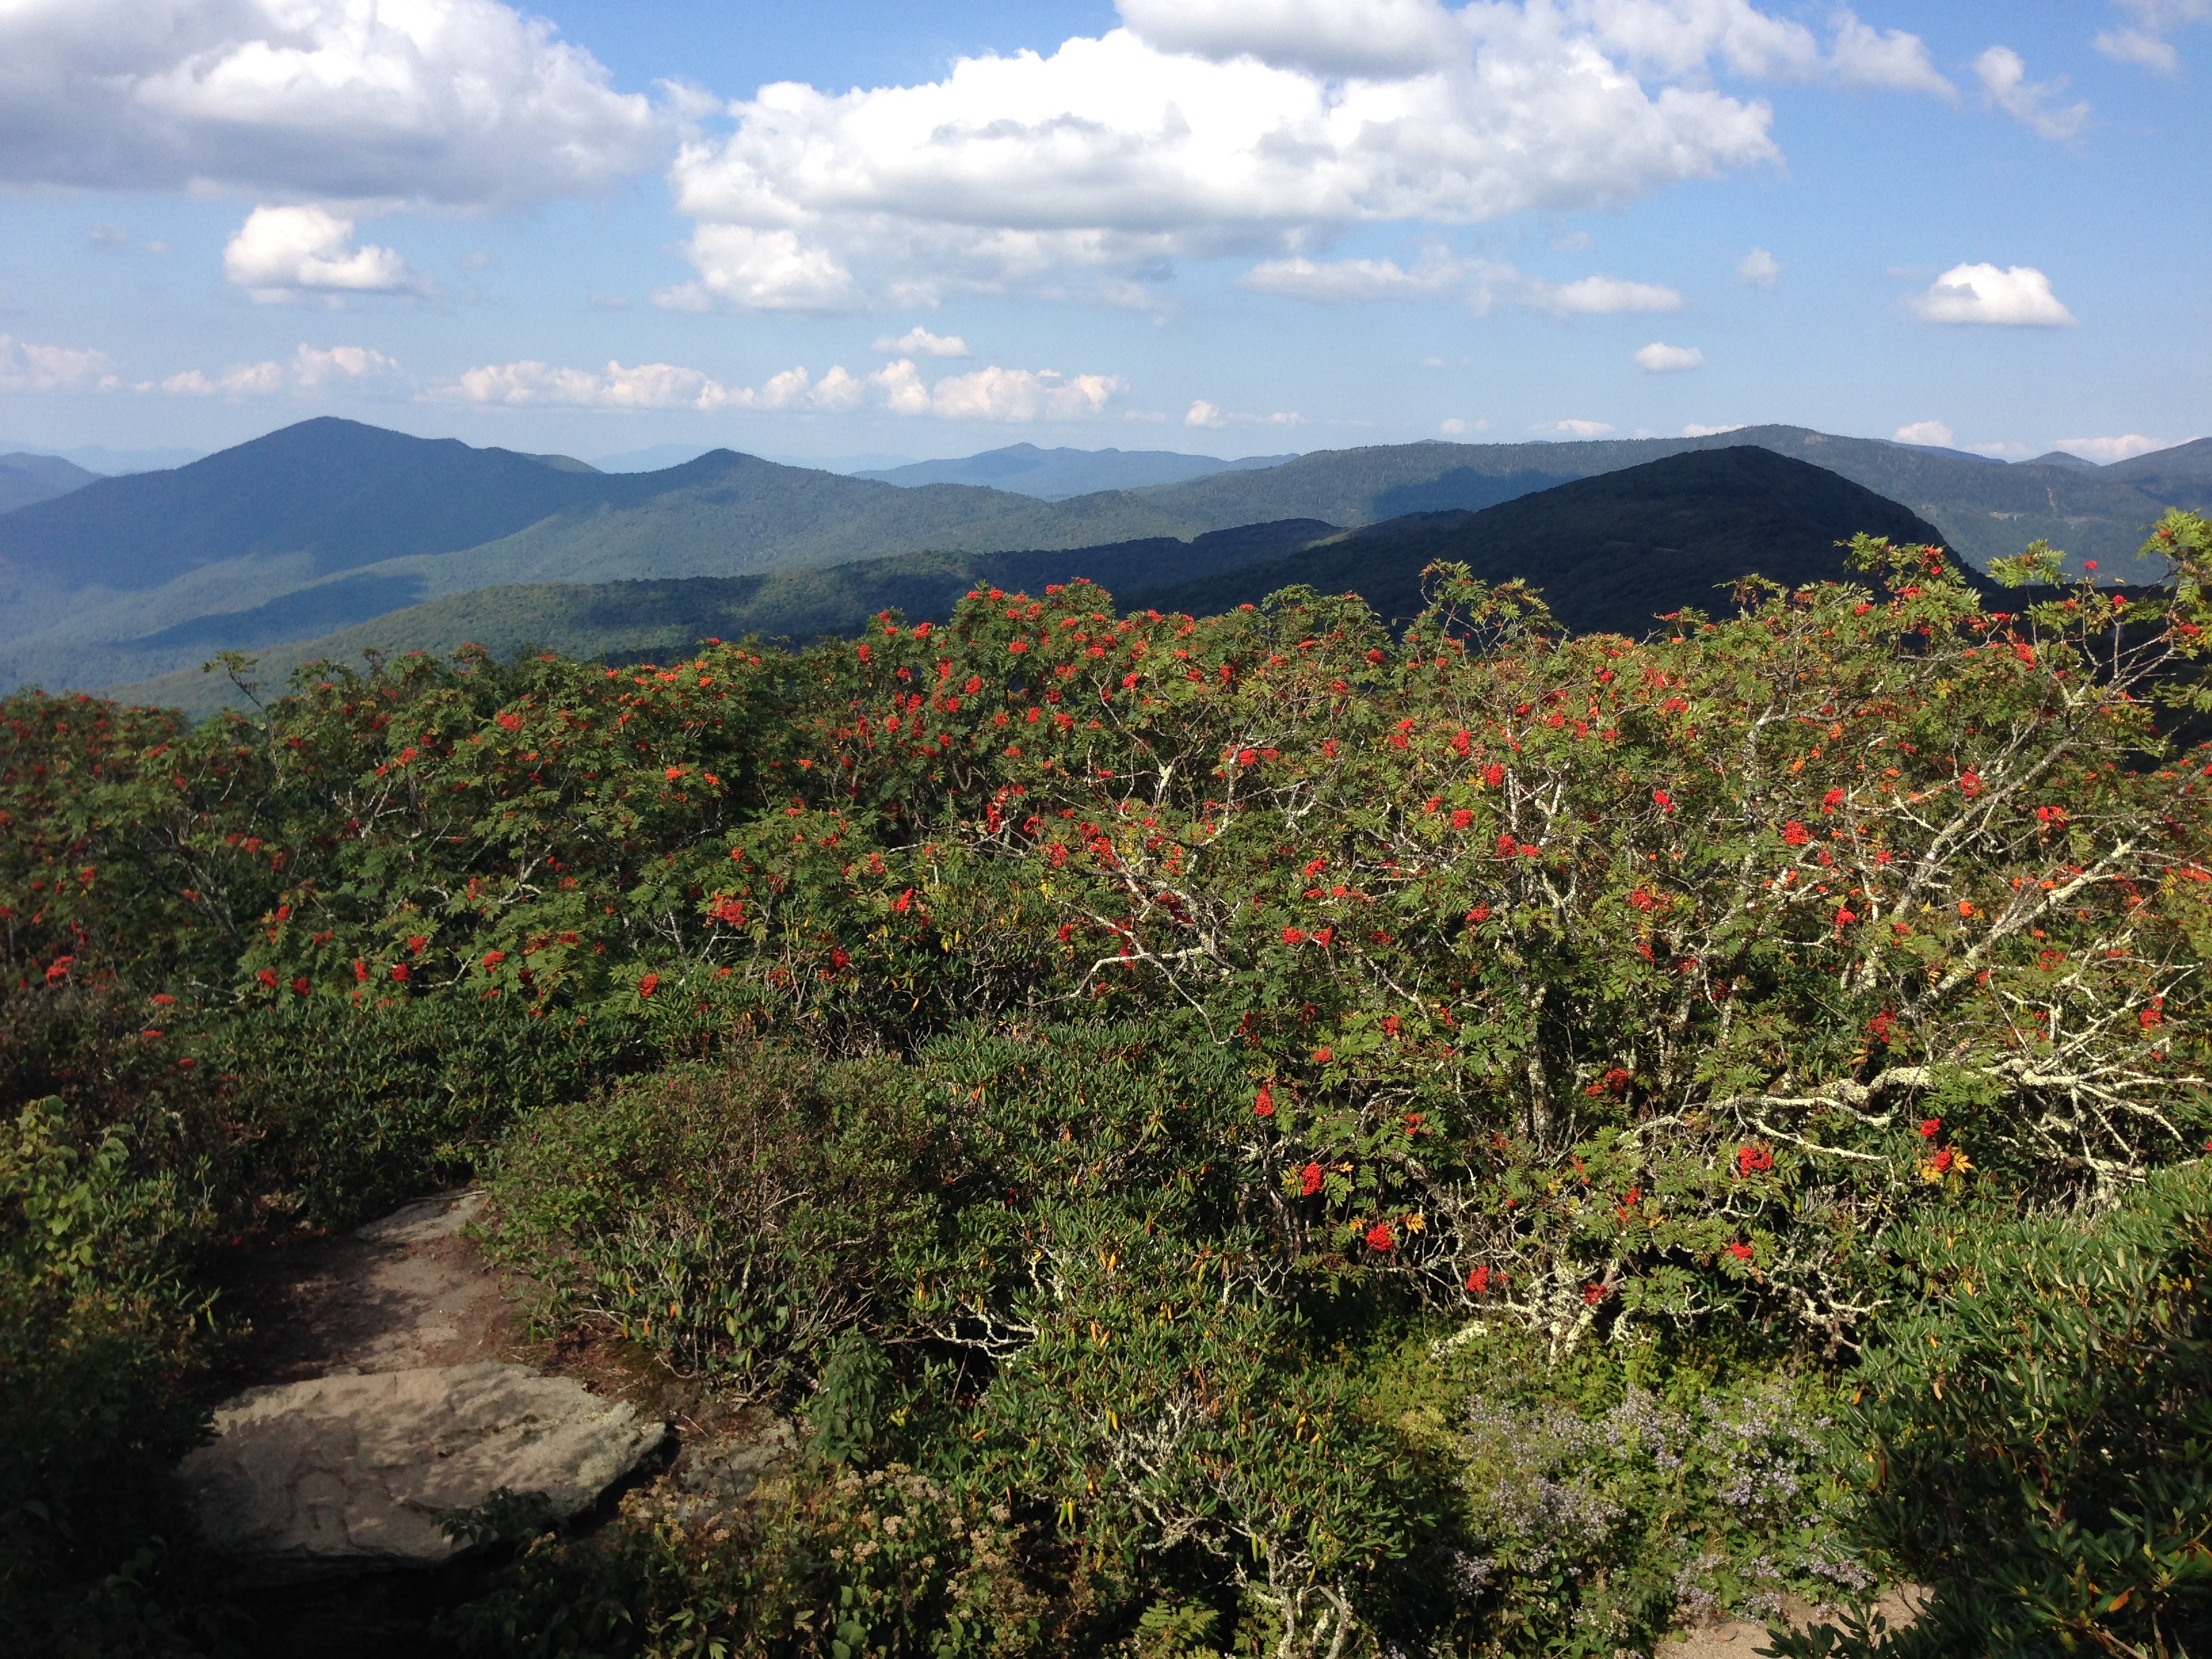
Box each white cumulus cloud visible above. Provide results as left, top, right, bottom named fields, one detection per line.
left=661, top=9, right=1790, bottom=310
left=0, top=0, right=663, bottom=206
left=0, top=335, right=118, bottom=391
left=872, top=327, right=971, bottom=359
left=2097, top=1, right=2209, bottom=71
left=433, top=359, right=740, bottom=411
left=1549, top=2, right=1946, bottom=91
left=1634, top=341, right=1704, bottom=372
left=161, top=361, right=288, bottom=396
left=1907, top=263, right=2076, bottom=327
left=1185, top=398, right=1299, bottom=428
left=1828, top=9, right=1955, bottom=96
left=432, top=356, right=1121, bottom=421
left=155, top=343, right=402, bottom=395
left=1549, top=418, right=1616, bottom=437
left=290, top=344, right=403, bottom=386
left=653, top=226, right=862, bottom=313
left=2052, top=434, right=2184, bottom=464
left=1240, top=249, right=1679, bottom=314
left=223, top=207, right=427, bottom=302
left=1543, top=274, right=1681, bottom=314
left=1115, top=0, right=1467, bottom=78
left=1973, top=47, right=2089, bottom=141
left=1738, top=246, right=1780, bottom=287
left=2095, top=28, right=2178, bottom=69
left=914, top=365, right=1122, bottom=422
left=1893, top=420, right=1955, bottom=447
left=1682, top=422, right=1746, bottom=436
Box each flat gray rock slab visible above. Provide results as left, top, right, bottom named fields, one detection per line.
left=178, top=1361, right=664, bottom=1577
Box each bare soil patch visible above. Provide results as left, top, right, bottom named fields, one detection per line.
left=209, top=1191, right=516, bottom=1392
left=1658, top=1585, right=1928, bottom=1657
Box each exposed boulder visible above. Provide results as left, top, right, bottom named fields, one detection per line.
left=177, top=1361, right=663, bottom=1579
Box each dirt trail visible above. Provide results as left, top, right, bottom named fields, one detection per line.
left=216, top=1191, right=516, bottom=1388
left=197, top=1192, right=658, bottom=1658
left=1659, top=1585, right=1928, bottom=1657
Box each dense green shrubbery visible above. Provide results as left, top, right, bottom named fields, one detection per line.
left=188, top=994, right=695, bottom=1228
left=480, top=1027, right=1439, bottom=1654
left=474, top=1028, right=1874, bottom=1656
left=445, top=1456, right=1051, bottom=1659
left=0, top=1093, right=212, bottom=1637
left=6, top=513, right=2212, bottom=1653
left=1770, top=1160, right=2212, bottom=1658
left=0, top=984, right=228, bottom=1652
left=485, top=1046, right=931, bottom=1400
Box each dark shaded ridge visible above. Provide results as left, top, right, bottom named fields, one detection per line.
left=101, top=518, right=1343, bottom=712
left=499, top=519, right=1344, bottom=666
left=1125, top=424, right=2182, bottom=577
left=130, top=572, right=430, bottom=651
left=1128, top=448, right=1951, bottom=634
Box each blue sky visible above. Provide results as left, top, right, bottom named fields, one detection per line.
left=1, top=1, right=2205, bottom=468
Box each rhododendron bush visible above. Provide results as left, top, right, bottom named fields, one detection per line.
left=5, top=514, right=2212, bottom=1652
left=10, top=530, right=2206, bottom=1332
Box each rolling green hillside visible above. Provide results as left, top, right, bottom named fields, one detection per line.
left=11, top=418, right=2193, bottom=701
left=1130, top=447, right=1952, bottom=634
left=104, top=519, right=1338, bottom=718
left=853, top=442, right=1297, bottom=497
left=110, top=450, right=1968, bottom=716
left=0, top=451, right=98, bottom=515
left=415, top=458, right=1200, bottom=590
left=2106, top=436, right=2212, bottom=512
left=0, top=424, right=1212, bottom=692
left=0, top=419, right=615, bottom=602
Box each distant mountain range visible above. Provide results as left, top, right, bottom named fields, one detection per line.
left=853, top=443, right=1299, bottom=499
left=3, top=416, right=2204, bottom=701
left=1128, top=447, right=1951, bottom=634
left=109, top=447, right=1959, bottom=719
left=0, top=442, right=208, bottom=476
left=2102, top=438, right=2212, bottom=512
left=108, top=519, right=1340, bottom=717
left=1117, top=428, right=2191, bottom=571
left=0, top=452, right=100, bottom=516
left=0, top=420, right=1204, bottom=690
